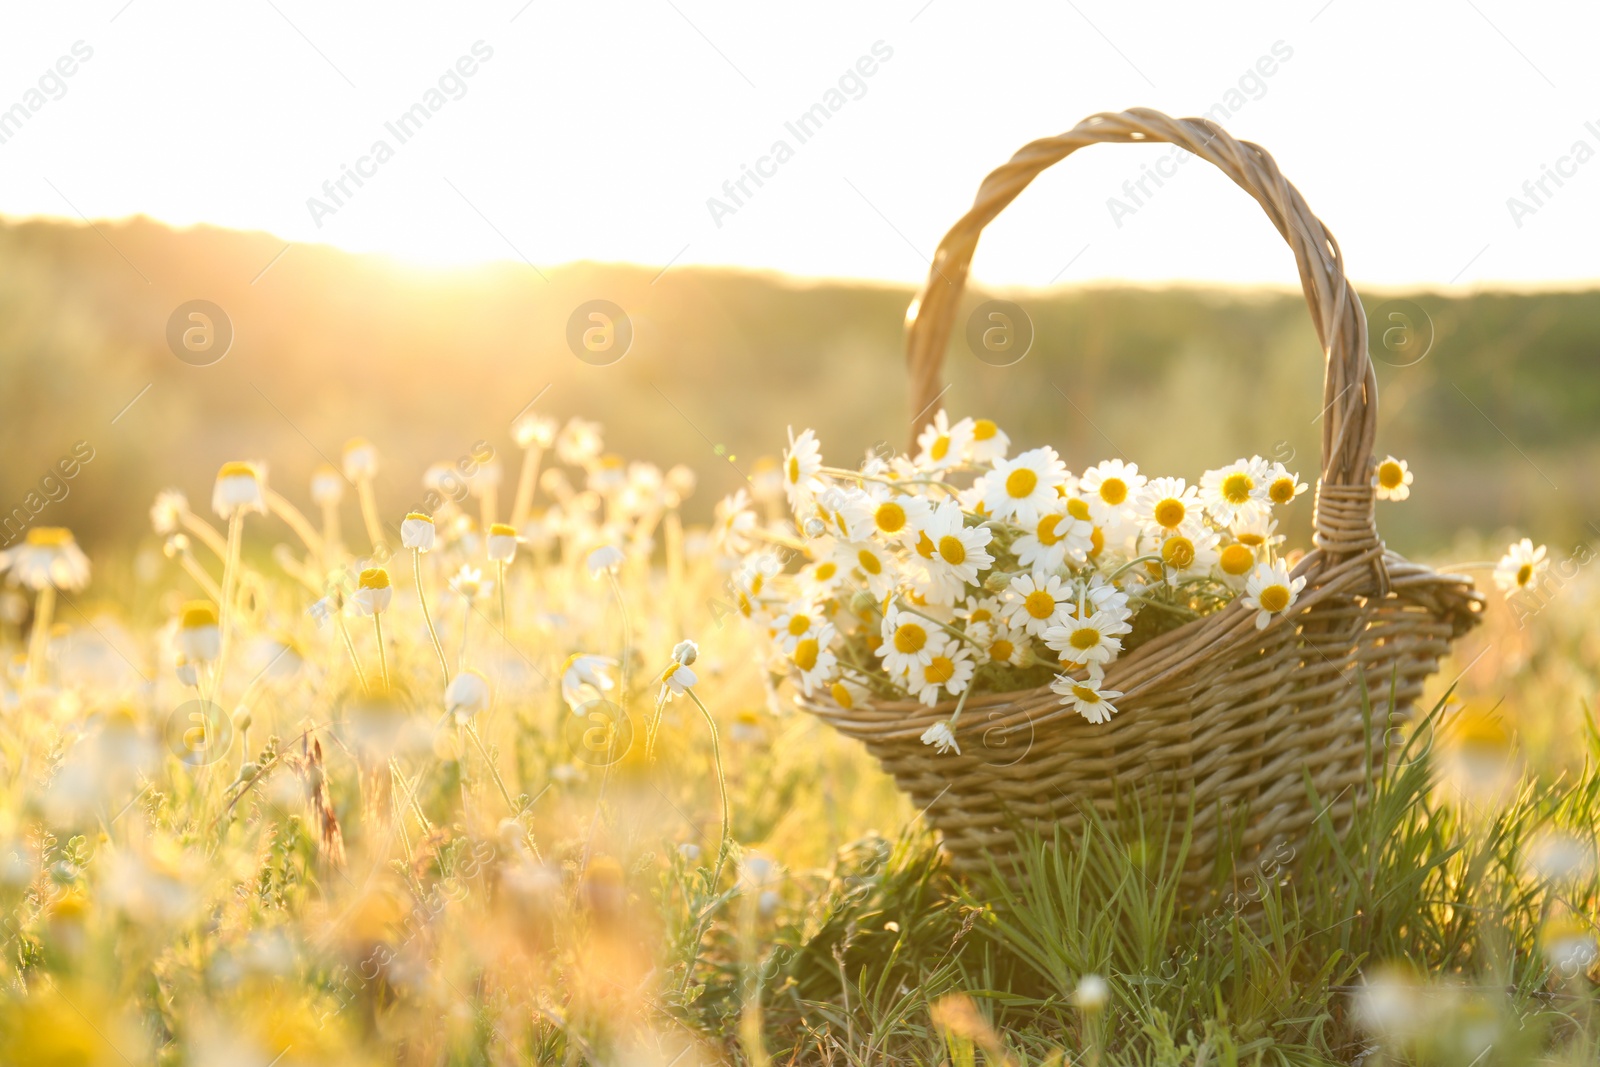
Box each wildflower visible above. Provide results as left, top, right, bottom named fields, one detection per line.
left=1014, top=509, right=1094, bottom=575
left=914, top=410, right=973, bottom=470
left=400, top=512, right=436, bottom=551
left=834, top=541, right=897, bottom=598
left=1541, top=912, right=1598, bottom=976
left=1002, top=573, right=1070, bottom=636
left=908, top=637, right=974, bottom=706
left=175, top=656, right=199, bottom=687
left=1136, top=476, right=1198, bottom=535
left=556, top=416, right=604, bottom=466
left=863, top=489, right=931, bottom=545
left=350, top=567, right=392, bottom=615
left=1044, top=606, right=1131, bottom=669
left=451, top=564, right=487, bottom=600
left=1051, top=672, right=1122, bottom=724
left=561, top=653, right=616, bottom=710
left=679, top=842, right=702, bottom=862
left=150, top=489, right=187, bottom=535
left=1373, top=454, right=1413, bottom=501
left=1079, top=459, right=1145, bottom=524
left=965, top=417, right=1010, bottom=463
left=827, top=677, right=870, bottom=711
left=342, top=437, right=379, bottom=481
left=659, top=660, right=697, bottom=702
left=177, top=601, right=221, bottom=662
left=1265, top=462, right=1307, bottom=505
left=1155, top=525, right=1220, bottom=583
left=770, top=602, right=822, bottom=653
left=983, top=622, right=1028, bottom=667
left=486, top=522, right=518, bottom=563
left=310, top=463, right=344, bottom=506
left=782, top=426, right=825, bottom=513
left=512, top=412, right=558, bottom=449
left=877, top=607, right=935, bottom=677
left=1216, top=541, right=1258, bottom=584
left=920, top=720, right=960, bottom=755
left=1242, top=559, right=1305, bottom=629
left=791, top=623, right=839, bottom=695
left=1493, top=538, right=1547, bottom=595
left=984, top=446, right=1068, bottom=525
left=586, top=544, right=624, bottom=577
left=445, top=669, right=490, bottom=722
left=920, top=501, right=994, bottom=588
left=730, top=709, right=763, bottom=743
left=2, top=527, right=91, bottom=591
left=712, top=490, right=759, bottom=553
left=671, top=639, right=699, bottom=666
left=1200, top=457, right=1269, bottom=525
left=212, top=461, right=266, bottom=519
left=1073, top=973, right=1110, bottom=1011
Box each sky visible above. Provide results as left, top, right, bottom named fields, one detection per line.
left=0, top=0, right=1596, bottom=289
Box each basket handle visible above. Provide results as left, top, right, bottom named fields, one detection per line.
left=905, top=108, right=1383, bottom=566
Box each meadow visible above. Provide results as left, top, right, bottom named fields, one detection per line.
left=0, top=219, right=1598, bottom=1064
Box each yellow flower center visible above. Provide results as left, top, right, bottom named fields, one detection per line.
left=1516, top=563, right=1532, bottom=587
left=814, top=561, right=837, bottom=581
left=1066, top=498, right=1091, bottom=522
left=857, top=549, right=882, bottom=575
left=969, top=608, right=992, bottom=624
left=1269, top=478, right=1296, bottom=504
left=787, top=614, right=811, bottom=636
left=1071, top=684, right=1101, bottom=703
left=217, top=461, right=257, bottom=480
left=1036, top=514, right=1064, bottom=546
left=1024, top=591, right=1056, bottom=619
left=930, top=435, right=950, bottom=461
left=915, top=532, right=936, bottom=559
left=358, top=568, right=390, bottom=590
left=489, top=523, right=516, bottom=537
left=1377, top=461, right=1405, bottom=490
left=938, top=535, right=966, bottom=565
left=787, top=455, right=800, bottom=483
left=875, top=501, right=906, bottom=534
left=1153, top=498, right=1185, bottom=529
left=1098, top=477, right=1127, bottom=506
left=1221, top=472, right=1253, bottom=504
left=180, top=601, right=218, bottom=629
left=1237, top=532, right=1265, bottom=547
left=1219, top=543, right=1255, bottom=576
left=1258, top=584, right=1290, bottom=613
left=973, top=418, right=997, bottom=440
left=793, top=638, right=819, bottom=671
left=830, top=681, right=854, bottom=709
left=1069, top=627, right=1100, bottom=651
left=1005, top=468, right=1038, bottom=499
left=1090, top=527, right=1105, bottom=556
left=893, top=623, right=927, bottom=654
left=25, top=527, right=72, bottom=546
left=1162, top=536, right=1196, bottom=569
left=406, top=511, right=433, bottom=524
left=990, top=639, right=1014, bottom=662
left=925, top=656, right=955, bottom=685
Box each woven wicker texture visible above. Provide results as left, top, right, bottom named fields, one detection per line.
left=798, top=109, right=1483, bottom=885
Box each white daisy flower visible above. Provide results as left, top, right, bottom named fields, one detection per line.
left=712, top=490, right=759, bottom=554
left=561, top=653, right=616, bottom=710
left=1215, top=540, right=1260, bottom=586
left=1494, top=539, right=1548, bottom=595
left=798, top=555, right=846, bottom=599
left=1242, top=559, right=1307, bottom=630
left=1014, top=510, right=1095, bottom=576
left=487, top=523, right=519, bottom=564
left=954, top=595, right=1004, bottom=639
left=1044, top=605, right=1131, bottom=670
left=401, top=512, right=436, bottom=552
left=350, top=568, right=392, bottom=615
left=659, top=660, right=697, bottom=702
left=815, top=485, right=876, bottom=542
left=1153, top=525, right=1221, bottom=584
left=556, top=417, right=604, bottom=467
left=982, top=622, right=1029, bottom=667
left=1200, top=457, right=1270, bottom=526
left=827, top=677, right=871, bottom=711
left=446, top=670, right=491, bottom=722
left=877, top=606, right=936, bottom=677
left=1002, top=573, right=1070, bottom=636
left=671, top=639, right=699, bottom=665
left=908, top=636, right=974, bottom=706
left=1373, top=455, right=1414, bottom=502
left=965, top=417, right=1010, bottom=464
left=1228, top=512, right=1283, bottom=551
left=833, top=541, right=898, bottom=599
left=920, top=720, right=960, bottom=755
left=771, top=601, right=823, bottom=653
left=983, top=447, right=1068, bottom=526
left=920, top=501, right=993, bottom=587
left=586, top=544, right=625, bottom=577
left=1079, top=459, right=1146, bottom=524
left=2, top=528, right=91, bottom=592
left=860, top=487, right=931, bottom=546
left=511, top=412, right=558, bottom=449
left=782, top=427, right=825, bottom=514
left=790, top=623, right=838, bottom=695
left=1051, top=673, right=1123, bottom=724
left=212, top=461, right=267, bottom=519
left=177, top=601, right=221, bottom=663
left=914, top=410, right=974, bottom=471
left=1136, top=477, right=1198, bottom=536
left=1265, top=462, right=1308, bottom=506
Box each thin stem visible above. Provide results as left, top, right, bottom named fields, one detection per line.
left=497, top=560, right=508, bottom=637
left=466, top=722, right=519, bottom=815
left=459, top=598, right=472, bottom=673
left=212, top=512, right=244, bottom=705
left=264, top=487, right=325, bottom=560
left=25, top=585, right=56, bottom=688
left=179, top=509, right=230, bottom=560
left=356, top=477, right=384, bottom=555
left=510, top=443, right=544, bottom=529
left=319, top=499, right=342, bottom=570
left=415, top=550, right=450, bottom=687
left=1106, top=554, right=1163, bottom=583
left=685, top=688, right=732, bottom=894
left=176, top=548, right=224, bottom=603
left=337, top=613, right=369, bottom=692
left=373, top=613, right=389, bottom=689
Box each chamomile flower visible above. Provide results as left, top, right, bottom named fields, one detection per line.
left=834, top=541, right=898, bottom=599
left=920, top=720, right=960, bottom=755
left=1494, top=539, right=1548, bottom=595
left=782, top=427, right=825, bottom=513
left=342, top=438, right=379, bottom=481
left=981, top=622, right=1029, bottom=667
left=445, top=670, right=490, bottom=722
left=310, top=465, right=344, bottom=506
left=1215, top=540, right=1259, bottom=586
left=1228, top=512, right=1283, bottom=551
left=658, top=660, right=697, bottom=702
left=487, top=523, right=518, bottom=564
left=1265, top=462, right=1308, bottom=506
left=798, top=555, right=846, bottom=599
left=861, top=488, right=930, bottom=545
left=1013, top=509, right=1095, bottom=576
left=790, top=622, right=839, bottom=695
left=954, top=595, right=1004, bottom=639
left=914, top=410, right=973, bottom=471
left=212, top=461, right=266, bottom=519
left=877, top=607, right=936, bottom=677
left=586, top=544, right=625, bottom=577
left=1002, top=573, right=1070, bottom=636
left=770, top=601, right=823, bottom=654
left=1051, top=673, right=1123, bottom=724
left=712, top=490, right=759, bottom=554
left=400, top=512, right=436, bottom=552
left=561, top=653, right=616, bottom=710
left=815, top=485, right=875, bottom=542
left=1242, top=559, right=1307, bottom=630
left=984, top=447, right=1068, bottom=525
left=1079, top=459, right=1146, bottom=524
left=511, top=412, right=558, bottom=449
left=1200, top=457, right=1270, bottom=526
left=1136, top=477, right=1198, bottom=536
left=176, top=601, right=221, bottom=663
left=965, top=417, right=1010, bottom=463
left=908, top=637, right=974, bottom=706
left=1044, top=605, right=1131, bottom=670
left=556, top=417, right=604, bottom=467
left=920, top=501, right=993, bottom=587
left=827, top=677, right=871, bottom=711
left=1153, top=525, right=1220, bottom=584
left=2, top=528, right=90, bottom=591
left=350, top=568, right=392, bottom=615
left=1373, top=455, right=1413, bottom=502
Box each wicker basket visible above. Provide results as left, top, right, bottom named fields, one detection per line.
left=797, top=108, right=1483, bottom=886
